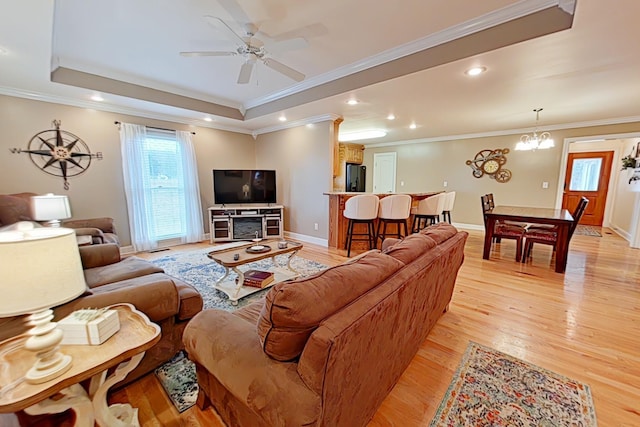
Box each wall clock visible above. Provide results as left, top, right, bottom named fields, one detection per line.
left=466, top=148, right=512, bottom=183
left=11, top=120, right=102, bottom=190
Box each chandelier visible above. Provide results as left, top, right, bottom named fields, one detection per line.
left=515, top=108, right=554, bottom=151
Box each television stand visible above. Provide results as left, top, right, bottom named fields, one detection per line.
left=208, top=205, right=284, bottom=243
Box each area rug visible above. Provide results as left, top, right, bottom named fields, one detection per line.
left=152, top=246, right=328, bottom=412
left=154, top=351, right=198, bottom=413
left=151, top=245, right=328, bottom=311
left=574, top=225, right=602, bottom=237
left=430, top=342, right=597, bottom=426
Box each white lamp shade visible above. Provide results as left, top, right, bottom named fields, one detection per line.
left=0, top=227, right=86, bottom=317
left=31, top=194, right=72, bottom=221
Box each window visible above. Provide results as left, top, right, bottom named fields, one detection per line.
left=569, top=158, right=602, bottom=191
left=144, top=131, right=186, bottom=240
left=119, top=123, right=203, bottom=251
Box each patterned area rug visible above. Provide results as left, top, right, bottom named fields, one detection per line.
left=151, top=246, right=328, bottom=412
left=151, top=246, right=328, bottom=311
left=574, top=225, right=602, bottom=237
left=430, top=342, right=597, bottom=426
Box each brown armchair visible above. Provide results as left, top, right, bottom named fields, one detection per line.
left=0, top=192, right=119, bottom=245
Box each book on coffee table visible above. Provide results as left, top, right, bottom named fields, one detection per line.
left=243, top=269, right=275, bottom=288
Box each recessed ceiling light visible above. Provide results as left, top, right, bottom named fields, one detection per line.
left=409, top=123, right=417, bottom=129
left=306, top=123, right=315, bottom=128
left=279, top=115, right=287, bottom=122
left=346, top=99, right=359, bottom=105
left=90, top=94, right=104, bottom=102
left=387, top=114, right=396, bottom=120
left=203, top=117, right=213, bottom=122
left=338, top=130, right=387, bottom=142
left=465, top=66, right=487, bottom=76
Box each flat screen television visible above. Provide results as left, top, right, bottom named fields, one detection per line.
left=213, top=169, right=277, bottom=205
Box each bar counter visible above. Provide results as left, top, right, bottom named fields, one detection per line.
left=323, top=191, right=441, bottom=251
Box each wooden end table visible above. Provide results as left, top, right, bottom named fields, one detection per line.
left=0, top=303, right=160, bottom=426
left=207, top=240, right=303, bottom=305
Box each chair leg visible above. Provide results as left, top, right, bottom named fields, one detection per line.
left=346, top=219, right=353, bottom=257
left=403, top=219, right=408, bottom=237
left=515, top=238, right=523, bottom=262
left=368, top=221, right=376, bottom=249
left=376, top=220, right=382, bottom=246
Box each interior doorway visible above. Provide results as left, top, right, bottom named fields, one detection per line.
left=373, top=152, right=397, bottom=193
left=562, top=151, right=613, bottom=226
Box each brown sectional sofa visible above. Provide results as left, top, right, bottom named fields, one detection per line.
left=184, top=223, right=467, bottom=427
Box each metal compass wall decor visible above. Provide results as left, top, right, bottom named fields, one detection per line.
left=465, top=148, right=512, bottom=183
left=10, top=120, right=102, bottom=190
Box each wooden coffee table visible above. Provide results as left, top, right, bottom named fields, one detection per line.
left=207, top=240, right=303, bottom=305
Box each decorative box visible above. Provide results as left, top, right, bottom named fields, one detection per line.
left=58, top=309, right=120, bottom=345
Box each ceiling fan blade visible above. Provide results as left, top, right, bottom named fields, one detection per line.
left=237, top=60, right=255, bottom=84
left=203, top=15, right=246, bottom=46
left=180, top=51, right=237, bottom=57
left=262, top=58, right=305, bottom=82
left=216, top=0, right=252, bottom=28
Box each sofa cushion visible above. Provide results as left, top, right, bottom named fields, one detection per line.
left=382, top=233, right=437, bottom=264
left=419, top=222, right=458, bottom=244
left=257, top=251, right=404, bottom=361
left=84, top=256, right=164, bottom=288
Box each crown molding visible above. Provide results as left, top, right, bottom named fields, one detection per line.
left=0, top=86, right=253, bottom=135
left=244, top=0, right=569, bottom=110
left=252, top=114, right=341, bottom=138
left=364, top=115, right=640, bottom=148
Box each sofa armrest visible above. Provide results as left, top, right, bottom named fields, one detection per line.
left=63, top=217, right=116, bottom=234
left=79, top=243, right=121, bottom=268
left=73, top=227, right=106, bottom=244
left=54, top=273, right=180, bottom=323
left=183, top=310, right=320, bottom=423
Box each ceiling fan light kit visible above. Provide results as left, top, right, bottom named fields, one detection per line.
left=515, top=108, right=555, bottom=151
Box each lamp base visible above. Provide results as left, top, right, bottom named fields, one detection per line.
left=26, top=354, right=72, bottom=384
left=24, top=309, right=74, bottom=384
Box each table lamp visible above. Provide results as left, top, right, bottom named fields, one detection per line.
left=31, top=193, right=72, bottom=227
left=0, top=226, right=86, bottom=384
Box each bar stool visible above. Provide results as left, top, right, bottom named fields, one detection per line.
left=441, top=191, right=456, bottom=224
left=376, top=194, right=412, bottom=245
left=412, top=193, right=446, bottom=232
left=343, top=194, right=379, bottom=257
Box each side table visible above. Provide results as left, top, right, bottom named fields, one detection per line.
left=0, top=303, right=160, bottom=426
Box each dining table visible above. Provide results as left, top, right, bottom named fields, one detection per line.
left=483, top=205, right=574, bottom=273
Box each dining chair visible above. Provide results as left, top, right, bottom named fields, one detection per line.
left=343, top=194, right=380, bottom=257
left=481, top=194, right=526, bottom=261
left=376, top=194, right=412, bottom=245
left=442, top=191, right=456, bottom=223
left=411, top=193, right=446, bottom=232
left=522, top=197, right=589, bottom=261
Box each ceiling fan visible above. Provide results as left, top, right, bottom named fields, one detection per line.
left=180, top=15, right=307, bottom=84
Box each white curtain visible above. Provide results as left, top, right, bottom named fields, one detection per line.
left=175, top=130, right=204, bottom=244
left=120, top=123, right=157, bottom=251
left=119, top=123, right=204, bottom=251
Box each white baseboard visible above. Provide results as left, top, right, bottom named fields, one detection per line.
left=452, top=222, right=484, bottom=231
left=284, top=231, right=328, bottom=247
left=608, top=224, right=631, bottom=241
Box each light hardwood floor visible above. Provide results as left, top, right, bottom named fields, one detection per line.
left=3, top=227, right=639, bottom=426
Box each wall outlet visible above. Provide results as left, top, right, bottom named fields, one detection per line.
left=443, top=181, right=448, bottom=187
left=314, top=223, right=319, bottom=231
left=542, top=181, right=549, bottom=189
left=400, top=181, right=405, bottom=187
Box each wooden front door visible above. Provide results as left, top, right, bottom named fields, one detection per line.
left=562, top=151, right=613, bottom=226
